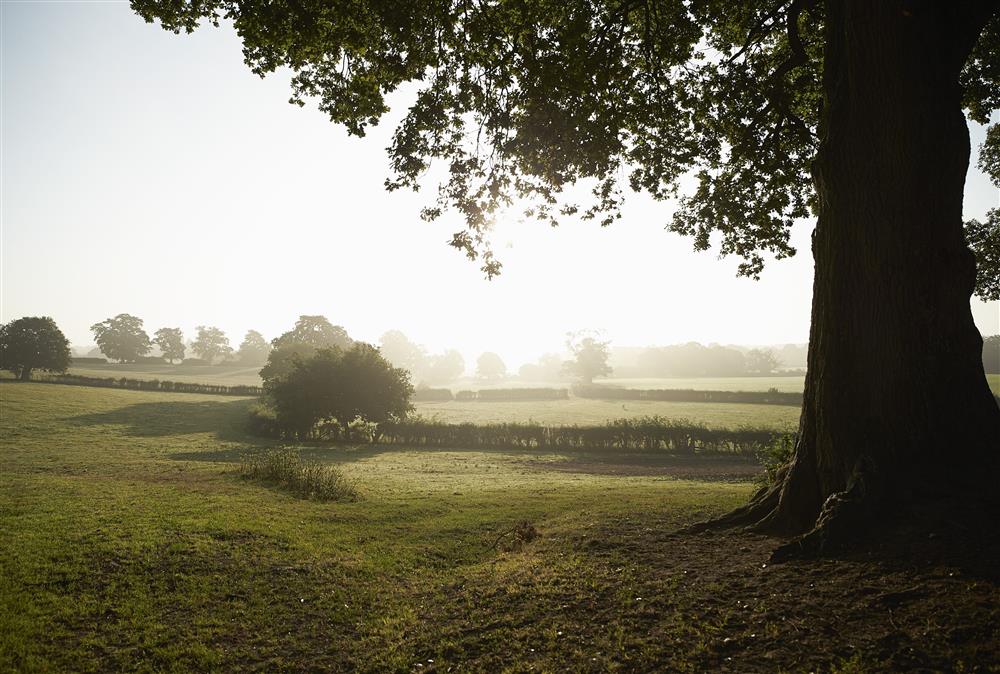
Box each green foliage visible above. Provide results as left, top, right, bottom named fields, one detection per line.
left=90, top=313, right=152, bottom=363
left=130, top=1, right=1000, bottom=278
left=0, top=316, right=71, bottom=380
left=271, top=315, right=351, bottom=351
left=153, top=327, right=185, bottom=363
left=374, top=416, right=786, bottom=456
left=263, top=343, right=413, bottom=439
left=191, top=325, right=233, bottom=364
left=755, top=433, right=796, bottom=485
left=573, top=384, right=801, bottom=406
left=236, top=329, right=271, bottom=365
left=261, top=315, right=353, bottom=381
left=25, top=373, right=262, bottom=396
left=563, top=332, right=613, bottom=384
left=238, top=448, right=357, bottom=501
left=964, top=209, right=1000, bottom=301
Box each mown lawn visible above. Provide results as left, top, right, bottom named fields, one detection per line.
left=2, top=383, right=996, bottom=672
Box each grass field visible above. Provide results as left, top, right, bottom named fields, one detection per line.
left=2, top=382, right=996, bottom=671
left=69, top=362, right=1000, bottom=398
left=413, top=398, right=799, bottom=429
left=0, top=383, right=753, bottom=672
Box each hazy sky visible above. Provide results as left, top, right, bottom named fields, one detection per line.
left=2, top=1, right=998, bottom=369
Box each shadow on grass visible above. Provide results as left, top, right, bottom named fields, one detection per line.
left=66, top=398, right=262, bottom=444
left=170, top=440, right=762, bottom=481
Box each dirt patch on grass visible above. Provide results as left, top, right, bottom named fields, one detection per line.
left=521, top=453, right=762, bottom=480
left=405, top=514, right=1000, bottom=672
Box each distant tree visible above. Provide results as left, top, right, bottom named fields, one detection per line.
left=265, top=343, right=412, bottom=439
left=563, top=332, right=613, bottom=384
left=984, top=335, right=1000, bottom=375
left=475, top=352, right=506, bottom=381
left=636, top=343, right=748, bottom=378
left=237, top=330, right=271, bottom=365
left=965, top=210, right=1000, bottom=302
left=153, top=327, right=185, bottom=363
left=423, top=349, right=465, bottom=385
left=519, top=353, right=566, bottom=382
left=0, top=316, right=71, bottom=381
left=191, top=326, right=233, bottom=364
left=262, top=315, right=353, bottom=381
left=379, top=330, right=428, bottom=377
left=272, top=315, right=352, bottom=350
left=90, top=314, right=151, bottom=363
left=745, top=348, right=782, bottom=375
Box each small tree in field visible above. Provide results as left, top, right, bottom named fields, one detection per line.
left=265, top=343, right=412, bottom=439
left=563, top=332, right=613, bottom=384
left=475, top=352, right=506, bottom=381
left=0, top=316, right=71, bottom=381
left=192, top=326, right=233, bottom=364
left=90, top=314, right=151, bottom=363
left=154, top=327, right=185, bottom=363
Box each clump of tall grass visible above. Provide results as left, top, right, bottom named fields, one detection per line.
left=238, top=448, right=357, bottom=501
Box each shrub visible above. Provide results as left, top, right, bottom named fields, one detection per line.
left=238, top=448, right=357, bottom=501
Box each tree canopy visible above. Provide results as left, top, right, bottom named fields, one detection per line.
left=132, top=0, right=1000, bottom=280
left=153, top=327, right=186, bottom=363
left=563, top=332, right=613, bottom=384
left=90, top=314, right=151, bottom=363
left=965, top=209, right=1000, bottom=301
left=261, top=315, right=353, bottom=381
left=264, top=343, right=413, bottom=439
left=237, top=329, right=271, bottom=365
left=192, top=326, right=233, bottom=364
left=0, top=316, right=72, bottom=381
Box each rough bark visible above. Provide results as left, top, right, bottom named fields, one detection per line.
left=713, top=1, right=1000, bottom=556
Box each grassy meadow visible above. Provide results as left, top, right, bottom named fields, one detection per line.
left=0, top=382, right=753, bottom=672
left=412, top=398, right=798, bottom=429
left=3, top=382, right=997, bottom=671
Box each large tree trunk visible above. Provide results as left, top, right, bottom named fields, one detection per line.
left=712, top=1, right=1000, bottom=555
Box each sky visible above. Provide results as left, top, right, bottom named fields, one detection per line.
left=2, top=0, right=998, bottom=370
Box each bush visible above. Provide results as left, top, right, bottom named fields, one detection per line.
left=29, top=373, right=263, bottom=396
left=238, top=448, right=357, bottom=501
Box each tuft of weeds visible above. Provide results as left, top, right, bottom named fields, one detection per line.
left=490, top=520, right=539, bottom=552
left=238, top=448, right=357, bottom=501
left=755, top=432, right=796, bottom=486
